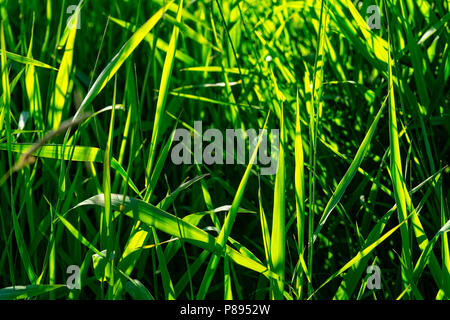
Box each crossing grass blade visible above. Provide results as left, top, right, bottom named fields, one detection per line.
left=70, top=194, right=277, bottom=280
left=334, top=205, right=395, bottom=299
left=152, top=229, right=176, bottom=299
left=412, top=219, right=450, bottom=284
left=311, top=212, right=413, bottom=298
left=73, top=1, right=174, bottom=120
left=113, top=173, right=206, bottom=296
left=125, top=279, right=155, bottom=300
left=0, top=50, right=57, bottom=70
left=311, top=94, right=388, bottom=244
left=109, top=16, right=197, bottom=65
left=56, top=212, right=103, bottom=256
left=2, top=21, right=37, bottom=285
left=196, top=113, right=272, bottom=299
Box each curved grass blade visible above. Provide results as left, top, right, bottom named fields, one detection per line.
left=310, top=213, right=412, bottom=299
left=0, top=285, right=66, bottom=300
left=413, top=220, right=450, bottom=283
left=125, top=279, right=154, bottom=300
left=0, top=143, right=141, bottom=196
left=334, top=206, right=395, bottom=299
left=73, top=1, right=174, bottom=120
left=196, top=112, right=271, bottom=299
left=71, top=194, right=277, bottom=281
left=0, top=51, right=57, bottom=70
left=113, top=173, right=207, bottom=297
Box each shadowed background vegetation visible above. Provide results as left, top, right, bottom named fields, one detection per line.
left=0, top=0, right=449, bottom=300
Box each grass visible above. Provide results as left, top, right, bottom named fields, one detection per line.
left=0, top=0, right=449, bottom=300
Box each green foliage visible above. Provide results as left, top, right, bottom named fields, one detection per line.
left=0, top=0, right=448, bottom=300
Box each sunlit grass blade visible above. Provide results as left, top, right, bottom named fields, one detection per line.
left=0, top=143, right=141, bottom=196
left=387, top=20, right=413, bottom=293
left=334, top=205, right=395, bottom=299
left=294, top=88, right=305, bottom=299
left=311, top=95, right=388, bottom=244
left=109, top=16, right=197, bottom=65
left=25, top=25, right=44, bottom=132
left=0, top=22, right=10, bottom=133
left=101, top=75, right=117, bottom=299
left=271, top=104, right=285, bottom=300
left=196, top=113, right=271, bottom=299
left=71, top=194, right=277, bottom=280
left=48, top=5, right=79, bottom=130
left=73, top=1, right=174, bottom=120
left=145, top=0, right=183, bottom=187
left=412, top=220, right=450, bottom=283
left=56, top=212, right=103, bottom=256
left=0, top=50, right=57, bottom=70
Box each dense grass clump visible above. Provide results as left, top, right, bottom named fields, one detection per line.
left=0, top=0, right=449, bottom=300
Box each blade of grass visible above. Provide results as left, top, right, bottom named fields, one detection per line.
left=294, top=88, right=305, bottom=299
left=196, top=112, right=271, bottom=299
left=72, top=1, right=174, bottom=121
left=0, top=285, right=66, bottom=300
left=270, top=103, right=285, bottom=299
left=0, top=143, right=141, bottom=196
left=102, top=76, right=117, bottom=299
left=311, top=95, right=388, bottom=245
left=0, top=51, right=56, bottom=70
left=48, top=3, right=79, bottom=130
left=386, top=11, right=413, bottom=293
left=145, top=0, right=183, bottom=188
left=71, top=194, right=277, bottom=280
